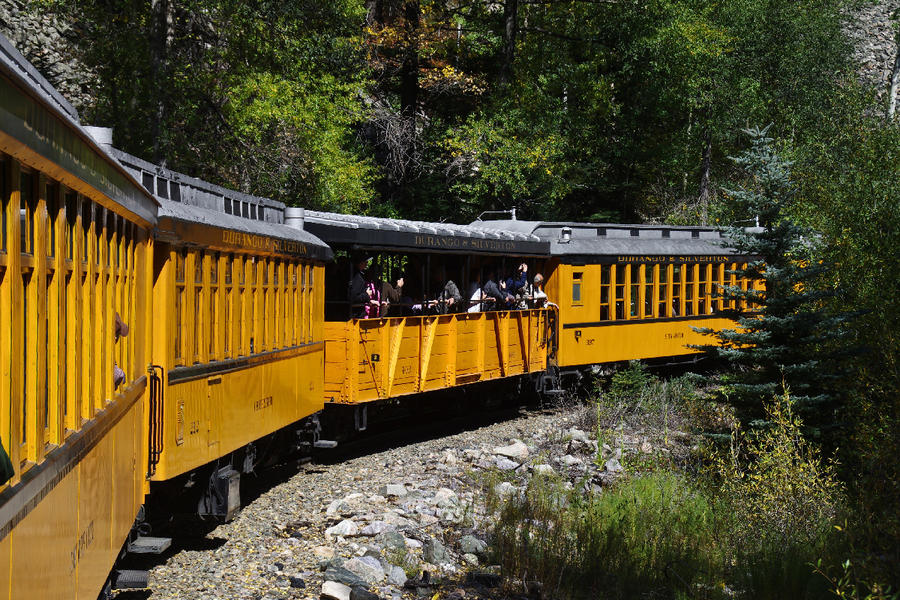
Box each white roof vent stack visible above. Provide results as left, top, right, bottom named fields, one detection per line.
left=285, top=207, right=306, bottom=230
left=559, top=226, right=572, bottom=244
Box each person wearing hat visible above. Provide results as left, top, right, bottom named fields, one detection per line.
left=348, top=255, right=375, bottom=318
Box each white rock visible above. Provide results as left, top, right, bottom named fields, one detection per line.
left=495, top=457, right=519, bottom=470
left=368, top=495, right=387, bottom=503
left=568, top=428, right=590, bottom=443
left=380, top=484, right=408, bottom=497
left=440, top=450, right=457, bottom=465
left=493, top=440, right=529, bottom=460
left=325, top=519, right=359, bottom=537
left=322, top=581, right=352, bottom=600
left=533, top=464, right=555, bottom=476
left=388, top=565, right=408, bottom=586
left=345, top=556, right=385, bottom=583
left=326, top=499, right=350, bottom=515
left=404, top=538, right=422, bottom=549
left=432, top=487, right=458, bottom=507
left=494, top=481, right=518, bottom=499
left=605, top=457, right=624, bottom=472
left=345, top=493, right=364, bottom=501
left=463, top=553, right=479, bottom=566
left=360, top=521, right=394, bottom=536
left=560, top=454, right=583, bottom=467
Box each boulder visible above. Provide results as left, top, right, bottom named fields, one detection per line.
left=494, top=457, right=519, bottom=471
left=532, top=464, right=555, bottom=476
left=387, top=566, right=408, bottom=587
left=360, top=521, right=393, bottom=536
left=380, top=484, right=408, bottom=497
left=324, top=562, right=367, bottom=588
left=345, top=556, right=385, bottom=584
left=322, top=581, right=352, bottom=600
left=493, top=440, right=529, bottom=461
left=458, top=535, right=487, bottom=555
left=423, top=538, right=448, bottom=564
left=326, top=519, right=359, bottom=537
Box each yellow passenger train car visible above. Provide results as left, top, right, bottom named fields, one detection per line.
left=0, top=37, right=159, bottom=599
left=111, top=150, right=333, bottom=519
left=476, top=220, right=758, bottom=377
left=303, top=211, right=555, bottom=424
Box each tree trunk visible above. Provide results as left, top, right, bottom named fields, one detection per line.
left=149, top=0, right=170, bottom=165
left=698, top=132, right=712, bottom=225
left=500, top=0, right=519, bottom=84
left=889, top=35, right=900, bottom=119
left=400, top=0, right=419, bottom=121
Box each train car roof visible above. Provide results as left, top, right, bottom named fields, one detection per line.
left=105, top=146, right=331, bottom=261
left=154, top=199, right=332, bottom=262
left=304, top=210, right=550, bottom=256
left=0, top=34, right=158, bottom=225
left=473, top=220, right=747, bottom=260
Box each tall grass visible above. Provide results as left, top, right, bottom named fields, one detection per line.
left=492, top=472, right=721, bottom=599
left=490, top=389, right=846, bottom=599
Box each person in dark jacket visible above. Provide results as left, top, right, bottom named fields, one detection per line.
left=482, top=268, right=512, bottom=309
left=348, top=255, right=375, bottom=318
left=380, top=272, right=405, bottom=317
left=506, top=262, right=528, bottom=297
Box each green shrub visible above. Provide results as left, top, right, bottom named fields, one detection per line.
left=493, top=471, right=723, bottom=599
left=710, top=391, right=844, bottom=599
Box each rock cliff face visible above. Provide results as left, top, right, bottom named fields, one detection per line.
left=845, top=0, right=900, bottom=114
left=0, top=0, right=97, bottom=114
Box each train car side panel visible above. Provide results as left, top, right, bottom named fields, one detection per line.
left=324, top=309, right=551, bottom=405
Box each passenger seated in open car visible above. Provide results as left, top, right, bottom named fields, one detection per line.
left=426, top=266, right=462, bottom=314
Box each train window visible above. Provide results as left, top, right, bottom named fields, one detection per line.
left=170, top=182, right=181, bottom=202
left=728, top=263, right=738, bottom=309
left=307, top=265, right=314, bottom=343
left=250, top=204, right=257, bottom=220
left=194, top=252, right=203, bottom=362
left=224, top=255, right=233, bottom=357
left=572, top=272, right=582, bottom=305
left=630, top=265, right=640, bottom=318
left=22, top=271, right=30, bottom=446
left=672, top=265, right=681, bottom=317
left=81, top=199, right=91, bottom=262
left=685, top=264, right=695, bottom=316
left=210, top=253, right=218, bottom=359
left=156, top=177, right=169, bottom=199
left=105, top=211, right=115, bottom=267
left=224, top=198, right=232, bottom=215
left=657, top=264, right=668, bottom=317
left=65, top=192, right=77, bottom=260
left=599, top=266, right=609, bottom=320
left=258, top=207, right=265, bottom=221
left=20, top=171, right=35, bottom=254
left=644, top=265, right=654, bottom=317
left=46, top=182, right=58, bottom=258
left=94, top=206, right=103, bottom=267
left=699, top=264, right=710, bottom=314
left=141, top=172, right=154, bottom=193
left=242, top=202, right=249, bottom=219
left=174, top=251, right=185, bottom=362
left=614, top=266, right=625, bottom=320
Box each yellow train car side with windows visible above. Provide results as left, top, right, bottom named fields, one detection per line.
left=476, top=221, right=758, bottom=371
left=0, top=37, right=158, bottom=600
left=109, top=149, right=333, bottom=518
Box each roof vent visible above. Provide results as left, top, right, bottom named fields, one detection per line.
left=559, top=226, right=572, bottom=244
left=285, top=207, right=306, bottom=230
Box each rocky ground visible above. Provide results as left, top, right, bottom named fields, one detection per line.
left=131, top=403, right=642, bottom=600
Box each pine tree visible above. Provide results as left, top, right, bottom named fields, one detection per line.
left=695, top=126, right=855, bottom=433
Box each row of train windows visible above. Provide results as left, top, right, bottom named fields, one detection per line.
left=138, top=171, right=267, bottom=221
left=1, top=171, right=135, bottom=270
left=170, top=251, right=316, bottom=366
left=571, top=263, right=755, bottom=320
left=1, top=156, right=140, bottom=470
